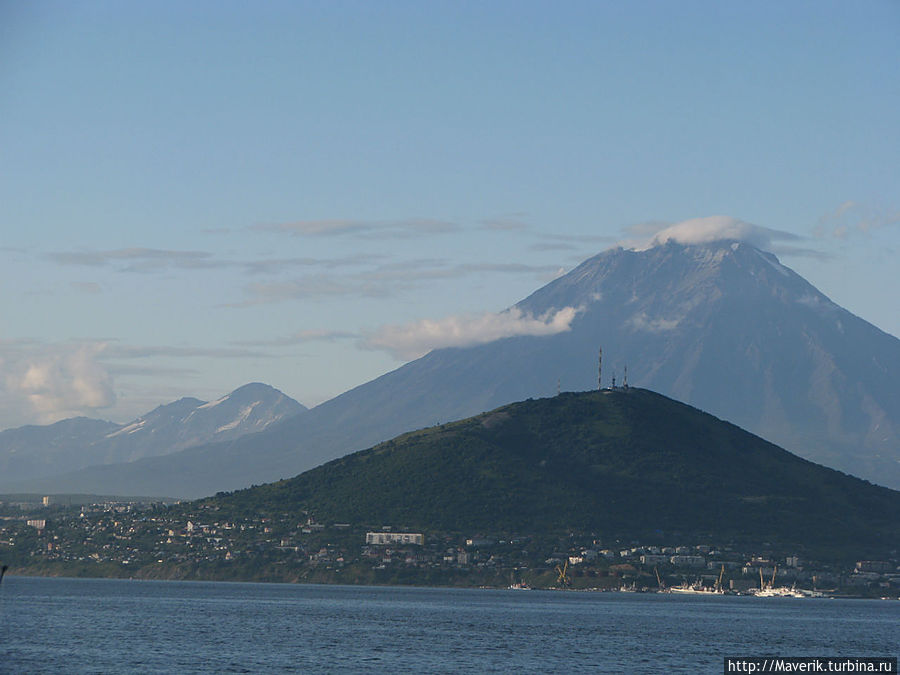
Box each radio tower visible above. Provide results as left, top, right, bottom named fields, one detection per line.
left=623, top=364, right=628, bottom=389
left=598, top=347, right=603, bottom=390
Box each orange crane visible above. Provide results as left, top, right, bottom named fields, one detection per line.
left=555, top=559, right=570, bottom=587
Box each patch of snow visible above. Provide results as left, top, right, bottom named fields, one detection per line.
left=684, top=246, right=729, bottom=269
left=796, top=294, right=837, bottom=314
left=105, top=420, right=147, bottom=438
left=198, top=395, right=228, bottom=410
left=755, top=248, right=790, bottom=277
left=215, top=401, right=261, bottom=433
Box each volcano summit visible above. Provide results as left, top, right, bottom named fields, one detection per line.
left=17, top=238, right=900, bottom=497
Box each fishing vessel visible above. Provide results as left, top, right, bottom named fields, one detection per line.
left=754, top=585, right=806, bottom=598
left=662, top=565, right=726, bottom=594
left=667, top=584, right=721, bottom=595
left=752, top=566, right=807, bottom=597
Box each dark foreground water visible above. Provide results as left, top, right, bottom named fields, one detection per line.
left=1, top=577, right=897, bottom=674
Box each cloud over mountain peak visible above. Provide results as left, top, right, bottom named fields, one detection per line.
left=630, top=215, right=802, bottom=253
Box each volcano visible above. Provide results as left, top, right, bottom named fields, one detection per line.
left=21, top=239, right=900, bottom=497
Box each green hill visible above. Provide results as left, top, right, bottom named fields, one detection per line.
left=210, top=388, right=900, bottom=556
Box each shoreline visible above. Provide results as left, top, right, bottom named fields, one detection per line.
left=4, top=567, right=895, bottom=600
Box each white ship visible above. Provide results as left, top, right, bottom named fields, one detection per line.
left=667, top=584, right=723, bottom=595
left=751, top=566, right=810, bottom=598
left=662, top=565, right=726, bottom=595
left=753, top=585, right=806, bottom=598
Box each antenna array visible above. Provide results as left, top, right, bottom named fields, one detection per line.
left=598, top=347, right=603, bottom=390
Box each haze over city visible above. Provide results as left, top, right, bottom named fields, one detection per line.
left=2, top=1, right=898, bottom=430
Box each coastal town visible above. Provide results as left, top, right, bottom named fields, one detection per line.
left=1, top=495, right=898, bottom=597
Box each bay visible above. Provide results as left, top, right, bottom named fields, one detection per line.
left=1, top=576, right=897, bottom=673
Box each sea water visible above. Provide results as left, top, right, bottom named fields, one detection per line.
left=1, top=577, right=897, bottom=673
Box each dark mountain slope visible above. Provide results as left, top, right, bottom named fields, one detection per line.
left=213, top=389, right=900, bottom=557
left=508, top=242, right=900, bottom=481
left=0, top=418, right=120, bottom=483
left=26, top=240, right=900, bottom=497
left=268, top=240, right=900, bottom=487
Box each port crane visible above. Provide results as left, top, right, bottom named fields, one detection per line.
left=555, top=559, right=571, bottom=587
left=758, top=564, right=778, bottom=591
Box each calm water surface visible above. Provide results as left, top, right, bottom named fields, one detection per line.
left=1, top=576, right=897, bottom=673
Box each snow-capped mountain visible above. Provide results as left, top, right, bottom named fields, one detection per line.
left=284, top=239, right=898, bottom=490
left=512, top=240, right=900, bottom=484
left=0, top=383, right=305, bottom=488
left=12, top=239, right=900, bottom=497
left=95, top=382, right=306, bottom=464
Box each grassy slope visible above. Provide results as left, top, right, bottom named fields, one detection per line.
left=213, top=389, right=900, bottom=554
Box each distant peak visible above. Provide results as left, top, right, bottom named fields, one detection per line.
left=225, top=383, right=306, bottom=410
left=153, top=397, right=205, bottom=412
left=228, top=382, right=284, bottom=399
left=231, top=382, right=275, bottom=394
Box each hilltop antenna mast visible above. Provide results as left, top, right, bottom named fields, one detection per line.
left=557, top=377, right=561, bottom=397
left=612, top=370, right=616, bottom=389
left=623, top=364, right=628, bottom=389
left=598, top=347, right=602, bottom=390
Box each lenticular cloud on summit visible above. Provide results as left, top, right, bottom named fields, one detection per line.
left=638, top=216, right=801, bottom=252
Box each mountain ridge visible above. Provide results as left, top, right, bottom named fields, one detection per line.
left=0, top=382, right=306, bottom=490
left=13, top=239, right=900, bottom=497
left=210, top=388, right=900, bottom=558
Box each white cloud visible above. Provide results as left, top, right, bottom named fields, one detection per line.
left=617, top=215, right=828, bottom=259
left=627, top=312, right=681, bottom=333
left=1, top=342, right=116, bottom=425
left=364, top=306, right=580, bottom=361
left=639, top=216, right=796, bottom=250
left=0, top=339, right=279, bottom=428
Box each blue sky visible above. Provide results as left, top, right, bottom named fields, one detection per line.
left=1, top=1, right=898, bottom=429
